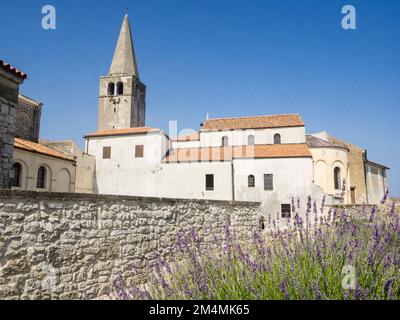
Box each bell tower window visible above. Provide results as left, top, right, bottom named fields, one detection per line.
left=117, top=82, right=124, bottom=95
left=108, top=83, right=115, bottom=96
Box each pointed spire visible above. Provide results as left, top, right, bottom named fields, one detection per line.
left=109, top=14, right=140, bottom=78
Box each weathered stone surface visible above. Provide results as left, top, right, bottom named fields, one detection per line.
left=0, top=190, right=260, bottom=299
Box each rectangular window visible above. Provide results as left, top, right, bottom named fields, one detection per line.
left=103, top=146, right=111, bottom=159
left=135, top=145, right=144, bottom=158
left=281, top=204, right=292, bottom=219
left=206, top=174, right=214, bottom=191
left=264, top=174, right=273, bottom=191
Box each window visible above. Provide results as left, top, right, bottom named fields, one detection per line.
left=222, top=136, right=229, bottom=147
left=334, top=167, right=341, bottom=190
left=274, top=134, right=281, bottom=144
left=103, top=146, right=111, bottom=159
left=248, top=135, right=255, bottom=146
left=117, top=82, right=124, bottom=95
left=37, top=166, right=47, bottom=189
left=281, top=204, right=292, bottom=219
left=248, top=175, right=255, bottom=188
left=264, top=174, right=273, bottom=191
left=206, top=174, right=214, bottom=191
left=108, top=83, right=115, bottom=96
left=11, top=163, right=22, bottom=187
left=135, top=145, right=144, bottom=158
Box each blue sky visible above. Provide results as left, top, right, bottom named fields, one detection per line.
left=1, top=0, right=399, bottom=195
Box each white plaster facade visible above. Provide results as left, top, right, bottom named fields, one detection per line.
left=12, top=148, right=76, bottom=193
left=366, top=162, right=388, bottom=205
left=85, top=124, right=328, bottom=223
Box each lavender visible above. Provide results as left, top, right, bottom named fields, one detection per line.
left=111, top=194, right=400, bottom=301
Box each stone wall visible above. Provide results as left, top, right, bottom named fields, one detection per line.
left=0, top=190, right=261, bottom=300
left=0, top=96, right=17, bottom=188
left=16, top=95, right=42, bottom=143
left=0, top=68, right=23, bottom=189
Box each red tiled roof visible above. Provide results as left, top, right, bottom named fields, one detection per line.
left=171, top=133, right=200, bottom=142
left=84, top=127, right=160, bottom=138
left=202, top=114, right=304, bottom=131
left=0, top=60, right=27, bottom=79
left=164, top=144, right=311, bottom=163
left=14, top=138, right=74, bottom=161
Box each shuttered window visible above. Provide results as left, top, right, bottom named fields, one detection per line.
left=281, top=204, right=292, bottom=219
left=103, top=146, right=111, bottom=159
left=135, top=145, right=144, bottom=158
left=264, top=174, right=273, bottom=191
left=206, top=174, right=214, bottom=191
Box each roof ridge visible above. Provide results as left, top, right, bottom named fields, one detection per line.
left=206, top=113, right=301, bottom=121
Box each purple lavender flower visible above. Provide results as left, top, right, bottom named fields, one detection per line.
left=380, top=189, right=389, bottom=205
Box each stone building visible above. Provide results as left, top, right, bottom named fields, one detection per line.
left=98, top=14, right=146, bottom=131
left=10, top=98, right=96, bottom=193
left=0, top=60, right=27, bottom=188
left=84, top=14, right=390, bottom=218
left=308, top=132, right=388, bottom=205
left=0, top=61, right=96, bottom=193
left=16, top=94, right=42, bottom=142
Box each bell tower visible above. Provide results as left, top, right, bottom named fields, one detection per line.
left=98, top=14, right=146, bottom=131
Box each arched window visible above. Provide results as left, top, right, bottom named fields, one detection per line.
left=37, top=166, right=47, bottom=189
left=274, top=134, right=281, bottom=144
left=107, top=83, right=115, bottom=96
left=248, top=135, right=255, bottom=146
left=11, top=163, right=22, bottom=187
left=222, top=136, right=229, bottom=147
left=334, top=167, right=341, bottom=190
left=117, top=82, right=124, bottom=95
left=248, top=175, right=255, bottom=188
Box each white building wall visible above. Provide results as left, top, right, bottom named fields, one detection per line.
left=366, top=164, right=387, bottom=205
left=200, top=127, right=306, bottom=147
left=232, top=157, right=327, bottom=223
left=86, top=132, right=232, bottom=200
left=86, top=132, right=166, bottom=196
left=156, top=162, right=233, bottom=200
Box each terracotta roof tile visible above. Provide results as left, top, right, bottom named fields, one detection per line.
left=165, top=144, right=311, bottom=163
left=85, top=127, right=160, bottom=138
left=172, top=133, right=200, bottom=142
left=0, top=60, right=27, bottom=79
left=202, top=114, right=304, bottom=131
left=14, top=138, right=74, bottom=161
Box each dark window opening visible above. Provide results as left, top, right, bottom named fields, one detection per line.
left=11, top=163, right=22, bottom=187
left=37, top=166, right=47, bottom=189
left=248, top=175, right=255, bottom=188
left=135, top=145, right=144, bottom=158
left=334, top=167, right=341, bottom=190
left=103, top=146, right=111, bottom=159
left=281, top=204, right=292, bottom=219
left=108, top=83, right=115, bottom=96
left=274, top=134, right=281, bottom=144
left=248, top=135, right=255, bottom=146
left=264, top=174, right=273, bottom=191
left=206, top=174, right=214, bottom=191
left=222, top=136, right=229, bottom=147
left=117, top=82, right=124, bottom=95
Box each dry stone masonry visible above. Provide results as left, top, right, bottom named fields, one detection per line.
left=0, top=190, right=260, bottom=300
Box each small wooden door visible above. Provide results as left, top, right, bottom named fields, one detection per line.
left=350, top=187, right=356, bottom=204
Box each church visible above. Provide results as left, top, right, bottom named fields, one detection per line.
left=0, top=14, right=389, bottom=222
left=84, top=15, right=389, bottom=219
